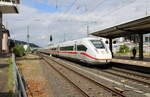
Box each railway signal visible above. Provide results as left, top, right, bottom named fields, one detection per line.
left=50, top=35, right=53, bottom=42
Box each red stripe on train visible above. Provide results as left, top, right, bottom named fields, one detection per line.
left=48, top=51, right=112, bottom=60
left=59, top=51, right=77, bottom=54
left=80, top=52, right=112, bottom=60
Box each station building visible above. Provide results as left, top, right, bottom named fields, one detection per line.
left=0, top=0, right=20, bottom=55
left=144, top=34, right=150, bottom=43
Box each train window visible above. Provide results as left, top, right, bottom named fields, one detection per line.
left=60, top=46, right=74, bottom=51
left=51, top=48, right=57, bottom=50
left=90, top=40, right=105, bottom=49
left=60, top=47, right=63, bottom=51
left=77, top=45, right=87, bottom=51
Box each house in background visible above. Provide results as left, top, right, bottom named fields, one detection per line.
left=0, top=0, right=20, bottom=13
left=2, top=25, right=10, bottom=53
left=144, top=34, right=150, bottom=43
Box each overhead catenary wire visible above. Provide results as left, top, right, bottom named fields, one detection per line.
left=55, top=0, right=78, bottom=42
left=81, top=0, right=108, bottom=36
left=55, top=0, right=137, bottom=29
left=49, top=0, right=139, bottom=41
left=85, top=0, right=137, bottom=33
left=56, top=0, right=106, bottom=23
left=81, top=0, right=138, bottom=36
left=63, top=0, right=78, bottom=14
left=95, top=0, right=137, bottom=22
left=84, top=0, right=106, bottom=14
left=64, top=0, right=137, bottom=23
left=56, top=0, right=78, bottom=20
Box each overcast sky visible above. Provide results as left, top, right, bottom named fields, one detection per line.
left=3, top=0, right=150, bottom=47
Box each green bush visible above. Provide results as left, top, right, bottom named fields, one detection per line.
left=118, top=44, right=129, bottom=53
left=13, top=44, right=25, bottom=57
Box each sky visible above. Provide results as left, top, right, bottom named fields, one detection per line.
left=3, top=0, right=150, bottom=47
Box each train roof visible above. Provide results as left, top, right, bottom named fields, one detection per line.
left=46, top=37, right=106, bottom=48
left=65, top=37, right=105, bottom=42
left=60, top=37, right=106, bottom=46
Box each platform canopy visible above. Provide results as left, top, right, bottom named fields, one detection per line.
left=0, top=0, right=20, bottom=13
left=91, top=16, right=150, bottom=39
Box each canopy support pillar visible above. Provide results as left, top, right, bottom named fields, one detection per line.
left=109, top=38, right=113, bottom=57
left=0, top=13, right=2, bottom=54
left=139, top=33, right=144, bottom=60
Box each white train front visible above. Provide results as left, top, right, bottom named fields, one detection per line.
left=42, top=37, right=112, bottom=65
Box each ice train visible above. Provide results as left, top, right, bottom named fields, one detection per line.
left=41, top=37, right=112, bottom=65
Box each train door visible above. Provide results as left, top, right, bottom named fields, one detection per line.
left=57, top=45, right=59, bottom=56
left=74, top=41, right=77, bottom=59
left=76, top=44, right=87, bottom=62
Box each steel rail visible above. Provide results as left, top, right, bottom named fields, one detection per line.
left=41, top=55, right=90, bottom=97
left=111, top=67, right=150, bottom=79
left=40, top=53, right=126, bottom=97
left=103, top=69, right=150, bottom=87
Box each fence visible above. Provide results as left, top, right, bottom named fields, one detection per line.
left=12, top=54, right=27, bottom=97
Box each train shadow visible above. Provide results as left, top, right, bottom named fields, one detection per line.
left=110, top=62, right=150, bottom=74
left=80, top=63, right=112, bottom=70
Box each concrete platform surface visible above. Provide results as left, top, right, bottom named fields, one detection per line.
left=112, top=56, right=150, bottom=68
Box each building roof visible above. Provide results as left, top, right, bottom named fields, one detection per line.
left=16, top=0, right=20, bottom=4
left=91, top=16, right=150, bottom=39
left=0, top=0, right=20, bottom=13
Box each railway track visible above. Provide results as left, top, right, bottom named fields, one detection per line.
left=49, top=55, right=150, bottom=87
left=42, top=55, right=90, bottom=97
left=39, top=53, right=126, bottom=97
left=110, top=67, right=150, bottom=79
left=47, top=54, right=150, bottom=88
left=103, top=67, right=150, bottom=87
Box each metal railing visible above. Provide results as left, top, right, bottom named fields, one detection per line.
left=12, top=54, right=27, bottom=97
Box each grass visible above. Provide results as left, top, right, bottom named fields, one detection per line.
left=7, top=58, right=16, bottom=97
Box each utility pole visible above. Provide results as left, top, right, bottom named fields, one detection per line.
left=145, top=0, right=148, bottom=16
left=87, top=24, right=89, bottom=37
left=64, top=32, right=66, bottom=42
left=85, top=21, right=97, bottom=37
left=27, top=25, right=30, bottom=48
left=56, top=0, right=58, bottom=10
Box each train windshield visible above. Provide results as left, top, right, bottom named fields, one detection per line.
left=90, top=40, right=105, bottom=49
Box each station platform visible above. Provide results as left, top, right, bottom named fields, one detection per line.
left=111, top=56, right=150, bottom=74
left=0, top=57, right=10, bottom=96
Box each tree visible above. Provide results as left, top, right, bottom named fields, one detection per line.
left=13, top=44, right=25, bottom=57
left=118, top=44, right=129, bottom=53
